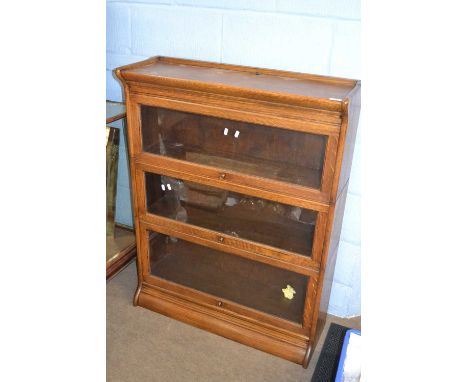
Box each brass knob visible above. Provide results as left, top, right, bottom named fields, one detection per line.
left=218, top=236, right=224, bottom=243
left=219, top=172, right=226, bottom=180
left=217, top=301, right=223, bottom=307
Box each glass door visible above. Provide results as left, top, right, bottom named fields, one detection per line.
left=140, top=106, right=327, bottom=190
left=144, top=172, right=318, bottom=257
left=147, top=230, right=309, bottom=324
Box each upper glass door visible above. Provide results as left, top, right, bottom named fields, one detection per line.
left=140, top=106, right=327, bottom=190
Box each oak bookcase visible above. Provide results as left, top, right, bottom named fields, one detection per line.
left=115, top=57, right=360, bottom=367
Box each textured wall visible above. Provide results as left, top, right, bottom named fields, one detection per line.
left=106, top=0, right=360, bottom=317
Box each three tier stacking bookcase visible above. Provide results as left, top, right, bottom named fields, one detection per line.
left=115, top=57, right=360, bottom=367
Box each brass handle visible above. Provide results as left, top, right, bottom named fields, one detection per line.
left=219, top=172, right=226, bottom=180
left=218, top=236, right=224, bottom=243
left=217, top=301, right=223, bottom=307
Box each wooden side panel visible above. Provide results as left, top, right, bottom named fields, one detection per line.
left=121, top=84, right=146, bottom=291
left=310, top=182, right=349, bottom=351
left=335, top=84, right=361, bottom=201
left=306, top=86, right=360, bottom=355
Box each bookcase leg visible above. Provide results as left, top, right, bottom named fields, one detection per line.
left=133, top=284, right=142, bottom=307
left=302, top=342, right=313, bottom=369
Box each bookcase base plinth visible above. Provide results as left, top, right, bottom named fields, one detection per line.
left=135, top=282, right=312, bottom=366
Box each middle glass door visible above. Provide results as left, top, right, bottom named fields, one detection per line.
left=144, top=172, right=318, bottom=258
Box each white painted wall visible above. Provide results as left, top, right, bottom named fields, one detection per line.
left=106, top=0, right=360, bottom=317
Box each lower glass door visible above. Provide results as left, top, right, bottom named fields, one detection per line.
left=147, top=230, right=308, bottom=324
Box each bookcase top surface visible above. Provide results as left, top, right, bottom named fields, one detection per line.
left=116, top=57, right=359, bottom=105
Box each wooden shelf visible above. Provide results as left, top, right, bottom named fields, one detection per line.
left=170, top=145, right=323, bottom=190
